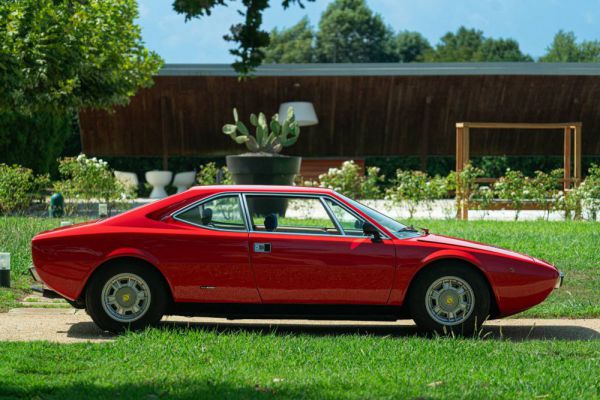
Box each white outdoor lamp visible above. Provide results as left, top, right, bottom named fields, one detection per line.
left=278, top=101, right=318, bottom=127
left=0, top=252, right=10, bottom=288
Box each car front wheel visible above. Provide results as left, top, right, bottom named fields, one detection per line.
left=85, top=262, right=168, bottom=333
left=408, top=264, right=490, bottom=336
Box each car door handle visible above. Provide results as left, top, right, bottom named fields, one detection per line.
left=253, top=243, right=271, bottom=253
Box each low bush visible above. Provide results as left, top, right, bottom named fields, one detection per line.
left=365, top=155, right=600, bottom=181
left=529, top=169, right=564, bottom=219
left=314, top=160, right=384, bottom=199
left=54, top=154, right=132, bottom=214
left=385, top=170, right=450, bottom=218
left=196, top=162, right=233, bottom=185
left=493, top=169, right=535, bottom=220
left=0, top=164, right=49, bottom=214
left=578, top=163, right=600, bottom=220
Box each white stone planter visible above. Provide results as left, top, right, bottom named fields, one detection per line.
left=173, top=171, right=196, bottom=193
left=145, top=170, right=173, bottom=199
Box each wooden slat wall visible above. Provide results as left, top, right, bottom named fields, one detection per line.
left=79, top=75, right=600, bottom=157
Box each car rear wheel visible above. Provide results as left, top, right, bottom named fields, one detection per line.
left=408, top=264, right=490, bottom=336
left=85, top=262, right=168, bottom=333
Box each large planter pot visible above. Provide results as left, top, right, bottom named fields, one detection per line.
left=226, top=154, right=301, bottom=185
left=226, top=154, right=301, bottom=216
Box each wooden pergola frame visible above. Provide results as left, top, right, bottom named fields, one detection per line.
left=455, top=122, right=582, bottom=220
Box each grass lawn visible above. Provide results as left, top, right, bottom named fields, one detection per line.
left=0, top=328, right=599, bottom=399
left=0, top=216, right=598, bottom=316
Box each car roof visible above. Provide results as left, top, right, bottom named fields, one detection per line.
left=188, top=185, right=336, bottom=195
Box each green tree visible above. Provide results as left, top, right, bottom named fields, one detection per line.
left=478, top=38, right=533, bottom=61
left=315, top=0, right=397, bottom=63
left=173, top=0, right=314, bottom=75
left=427, top=27, right=484, bottom=61
left=0, top=0, right=163, bottom=113
left=394, top=31, right=431, bottom=62
left=0, top=0, right=161, bottom=173
left=426, top=26, right=531, bottom=62
left=540, top=30, right=600, bottom=62
left=0, top=111, right=73, bottom=174
left=264, top=17, right=315, bottom=63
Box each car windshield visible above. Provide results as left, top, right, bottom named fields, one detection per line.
left=337, top=193, right=423, bottom=239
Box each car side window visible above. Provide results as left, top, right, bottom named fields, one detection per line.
left=245, top=195, right=340, bottom=235
left=176, top=195, right=246, bottom=231
left=324, top=198, right=366, bottom=237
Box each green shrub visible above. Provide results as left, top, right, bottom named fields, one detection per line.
left=385, top=170, right=448, bottom=218
left=54, top=154, right=131, bottom=214
left=196, top=162, right=233, bottom=186
left=576, top=164, right=600, bottom=221
left=529, top=169, right=564, bottom=219
left=552, top=189, right=581, bottom=221
left=196, top=162, right=232, bottom=185
left=366, top=155, right=600, bottom=183
left=493, top=169, right=535, bottom=220
left=452, top=162, right=484, bottom=202
left=315, top=160, right=384, bottom=199
left=0, top=164, right=49, bottom=214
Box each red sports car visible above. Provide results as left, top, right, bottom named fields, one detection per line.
left=31, top=185, right=562, bottom=334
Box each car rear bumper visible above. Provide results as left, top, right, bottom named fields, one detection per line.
left=29, top=265, right=41, bottom=282
left=29, top=265, right=63, bottom=299
left=555, top=271, right=564, bottom=289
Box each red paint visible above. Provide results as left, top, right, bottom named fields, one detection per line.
left=31, top=185, right=560, bottom=318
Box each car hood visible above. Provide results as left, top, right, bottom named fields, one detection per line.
left=416, top=234, right=534, bottom=262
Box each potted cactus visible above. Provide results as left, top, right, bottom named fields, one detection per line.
left=223, top=107, right=301, bottom=185
left=223, top=107, right=302, bottom=215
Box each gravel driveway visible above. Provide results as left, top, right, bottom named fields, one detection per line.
left=1, top=308, right=599, bottom=343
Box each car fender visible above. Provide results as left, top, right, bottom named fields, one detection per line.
left=79, top=247, right=175, bottom=299
left=405, top=249, right=501, bottom=309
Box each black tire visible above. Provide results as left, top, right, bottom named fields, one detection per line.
left=408, top=263, right=490, bottom=336
left=85, top=261, right=168, bottom=333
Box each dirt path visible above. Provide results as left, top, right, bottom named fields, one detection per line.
left=1, top=307, right=599, bottom=343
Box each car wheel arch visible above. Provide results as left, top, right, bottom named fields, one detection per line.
left=79, top=256, right=174, bottom=305
left=406, top=258, right=500, bottom=319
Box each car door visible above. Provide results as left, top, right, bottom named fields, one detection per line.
left=244, top=193, right=396, bottom=304
left=166, top=193, right=260, bottom=303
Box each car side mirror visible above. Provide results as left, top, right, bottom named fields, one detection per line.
left=363, top=222, right=382, bottom=243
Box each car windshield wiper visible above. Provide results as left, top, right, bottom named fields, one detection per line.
left=397, top=225, right=418, bottom=232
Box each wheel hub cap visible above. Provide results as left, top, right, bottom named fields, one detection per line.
left=439, top=290, right=460, bottom=311
left=101, top=273, right=152, bottom=323
left=425, top=276, right=475, bottom=326
left=115, top=287, right=136, bottom=307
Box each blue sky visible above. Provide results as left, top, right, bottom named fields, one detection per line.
left=138, top=0, right=600, bottom=63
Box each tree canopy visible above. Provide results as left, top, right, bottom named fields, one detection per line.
left=315, top=0, right=396, bottom=63
left=540, top=30, right=600, bottom=62
left=0, top=0, right=162, bottom=113
left=264, top=17, right=315, bottom=63
left=264, top=12, right=534, bottom=64
left=425, top=27, right=532, bottom=62
left=394, top=31, right=431, bottom=63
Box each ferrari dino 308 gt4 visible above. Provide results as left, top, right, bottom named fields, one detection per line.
left=31, top=185, right=562, bottom=334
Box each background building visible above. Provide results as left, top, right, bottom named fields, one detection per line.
left=79, top=63, right=600, bottom=174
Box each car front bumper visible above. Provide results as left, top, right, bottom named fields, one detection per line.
left=555, top=271, right=564, bottom=289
